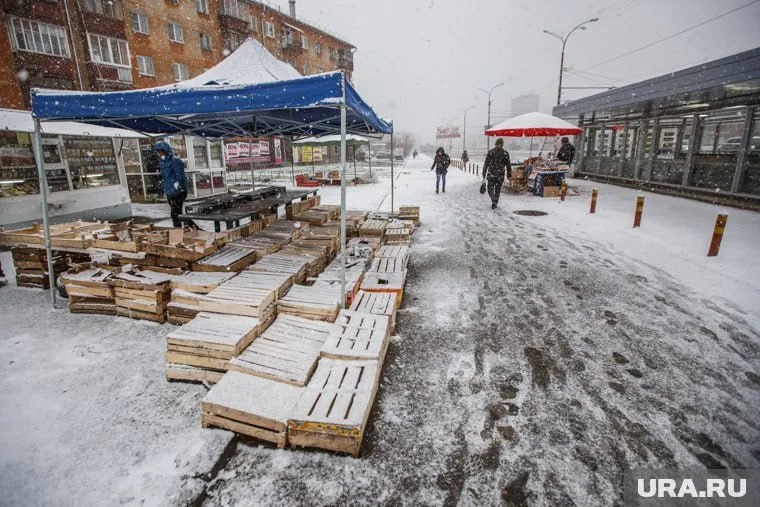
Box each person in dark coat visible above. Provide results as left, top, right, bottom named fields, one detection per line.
left=462, top=149, right=469, bottom=166
left=482, top=138, right=511, bottom=209
left=556, top=137, right=576, bottom=165
left=430, top=147, right=450, bottom=194
left=155, top=140, right=188, bottom=227
left=413, top=150, right=418, bottom=159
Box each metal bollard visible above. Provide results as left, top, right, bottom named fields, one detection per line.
left=590, top=188, right=598, bottom=213
left=633, top=195, right=645, bottom=227
left=707, top=214, right=728, bottom=256
left=560, top=179, right=568, bottom=201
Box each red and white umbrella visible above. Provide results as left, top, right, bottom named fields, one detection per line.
left=485, top=112, right=581, bottom=137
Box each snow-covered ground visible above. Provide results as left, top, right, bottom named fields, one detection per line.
left=1, top=154, right=758, bottom=505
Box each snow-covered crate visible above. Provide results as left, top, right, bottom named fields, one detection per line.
left=288, top=359, right=381, bottom=457
left=167, top=271, right=236, bottom=294
left=349, top=290, right=398, bottom=332
left=374, top=246, right=409, bottom=266
left=280, top=242, right=330, bottom=278
left=202, top=371, right=302, bottom=448
left=109, top=269, right=172, bottom=323
left=60, top=264, right=118, bottom=315
left=359, top=219, right=387, bottom=237
left=369, top=257, right=406, bottom=274
left=199, top=271, right=289, bottom=318
left=166, top=312, right=263, bottom=379
left=293, top=209, right=330, bottom=226
left=167, top=289, right=204, bottom=325
left=398, top=206, right=420, bottom=226
left=227, top=314, right=333, bottom=386
left=320, top=310, right=391, bottom=363
left=277, top=284, right=342, bottom=322
left=247, top=252, right=310, bottom=285
left=191, top=245, right=257, bottom=273
left=347, top=237, right=381, bottom=258
left=360, top=271, right=407, bottom=308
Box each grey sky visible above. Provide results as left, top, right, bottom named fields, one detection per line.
left=272, top=0, right=759, bottom=146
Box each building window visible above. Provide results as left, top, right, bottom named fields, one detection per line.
left=196, top=0, right=209, bottom=14
left=223, top=31, right=244, bottom=53
left=264, top=21, right=276, bottom=38
left=8, top=17, right=70, bottom=58
left=222, top=0, right=248, bottom=21
left=136, top=55, right=154, bottom=76
left=314, top=42, right=321, bottom=54
left=83, top=0, right=124, bottom=20
left=130, top=12, right=149, bottom=34
left=167, top=23, right=184, bottom=43
left=199, top=33, right=212, bottom=51
left=301, top=34, right=308, bottom=49
left=301, top=62, right=309, bottom=75
left=250, top=16, right=259, bottom=33
left=88, top=33, right=130, bottom=67
left=172, top=63, right=189, bottom=81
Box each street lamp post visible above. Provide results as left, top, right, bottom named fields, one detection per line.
left=461, top=105, right=475, bottom=153
left=543, top=17, right=599, bottom=106
left=478, top=82, right=504, bottom=151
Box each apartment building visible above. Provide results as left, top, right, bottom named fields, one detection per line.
left=0, top=0, right=355, bottom=109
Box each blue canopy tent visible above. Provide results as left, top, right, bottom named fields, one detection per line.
left=30, top=70, right=393, bottom=307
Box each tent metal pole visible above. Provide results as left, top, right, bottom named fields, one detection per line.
left=390, top=129, right=395, bottom=214
left=32, top=118, right=57, bottom=308
left=353, top=145, right=357, bottom=181
left=339, top=106, right=348, bottom=309
left=289, top=136, right=295, bottom=186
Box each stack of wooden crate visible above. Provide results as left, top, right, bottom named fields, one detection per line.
left=166, top=271, right=236, bottom=325
left=398, top=205, right=420, bottom=226
left=359, top=219, right=387, bottom=238
left=109, top=268, right=172, bottom=323
left=277, top=284, right=342, bottom=322
left=191, top=245, right=257, bottom=272
left=10, top=247, right=88, bottom=289
left=199, top=271, right=289, bottom=324
left=60, top=264, right=118, bottom=315
left=166, top=312, right=263, bottom=383
left=247, top=252, right=310, bottom=285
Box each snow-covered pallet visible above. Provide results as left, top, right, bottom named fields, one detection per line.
left=264, top=219, right=308, bottom=240
left=374, top=245, right=409, bottom=266
left=109, top=269, right=172, bottom=322
left=384, top=227, right=412, bottom=246
left=229, top=235, right=283, bottom=257
left=165, top=362, right=225, bottom=384
left=60, top=265, right=116, bottom=315
left=369, top=257, right=406, bottom=274
left=191, top=245, right=257, bottom=273
left=321, top=310, right=391, bottom=363
left=167, top=289, right=204, bottom=325
left=202, top=371, right=302, bottom=447
left=293, top=209, right=330, bottom=226
left=314, top=258, right=368, bottom=307
left=300, top=225, right=340, bottom=255
left=199, top=271, right=288, bottom=318
left=277, top=284, right=342, bottom=322
left=310, top=205, right=341, bottom=220
left=279, top=243, right=330, bottom=278
left=359, top=219, right=387, bottom=237
left=349, top=290, right=397, bottom=332
left=227, top=315, right=333, bottom=386
left=168, top=271, right=236, bottom=293
left=248, top=253, right=309, bottom=285
left=360, top=271, right=406, bottom=308
left=398, top=206, right=420, bottom=226
left=288, top=359, right=381, bottom=457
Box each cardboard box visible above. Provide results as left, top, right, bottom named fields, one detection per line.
left=542, top=186, right=561, bottom=197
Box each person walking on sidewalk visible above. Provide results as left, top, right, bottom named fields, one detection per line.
left=155, top=140, right=188, bottom=227
left=430, top=147, right=451, bottom=194
left=482, top=138, right=511, bottom=209
left=462, top=149, right=469, bottom=167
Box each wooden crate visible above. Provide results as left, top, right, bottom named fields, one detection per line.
left=199, top=271, right=288, bottom=318
left=227, top=314, right=333, bottom=386
left=384, top=227, right=411, bottom=246
left=311, top=205, right=341, bottom=220
left=288, top=359, right=381, bottom=457
left=360, top=271, right=406, bottom=308
left=286, top=200, right=312, bottom=220
left=202, top=371, right=302, bottom=447
left=167, top=312, right=262, bottom=380
left=60, top=265, right=116, bottom=315
left=109, top=269, right=172, bottom=321
left=248, top=253, right=310, bottom=285
left=375, top=246, right=409, bottom=266
left=350, top=290, right=398, bottom=332
left=359, top=219, right=387, bottom=237
left=277, top=284, right=342, bottom=322
left=293, top=209, right=329, bottom=226
left=166, top=363, right=225, bottom=384
left=191, top=245, right=257, bottom=272
left=398, top=206, right=420, bottom=226
left=168, top=271, right=236, bottom=294
left=369, top=257, right=405, bottom=274
left=321, top=310, right=391, bottom=362
left=347, top=237, right=380, bottom=259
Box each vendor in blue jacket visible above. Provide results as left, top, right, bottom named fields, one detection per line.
left=155, top=141, right=187, bottom=227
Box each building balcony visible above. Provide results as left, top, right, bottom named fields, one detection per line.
left=218, top=12, right=251, bottom=34
left=281, top=37, right=304, bottom=54
left=86, top=62, right=134, bottom=89
left=338, top=50, right=354, bottom=71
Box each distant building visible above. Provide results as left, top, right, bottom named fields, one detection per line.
left=553, top=48, right=760, bottom=203
left=511, top=94, right=540, bottom=116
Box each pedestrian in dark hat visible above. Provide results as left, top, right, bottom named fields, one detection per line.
left=430, top=147, right=451, bottom=194
left=482, top=138, right=511, bottom=209
left=154, top=140, right=188, bottom=227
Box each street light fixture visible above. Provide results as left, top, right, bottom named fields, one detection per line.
left=461, top=105, right=475, bottom=153
left=478, top=82, right=504, bottom=151
left=544, top=17, right=599, bottom=106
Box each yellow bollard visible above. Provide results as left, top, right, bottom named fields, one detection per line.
left=633, top=195, right=645, bottom=227
left=590, top=188, right=598, bottom=213
left=560, top=179, right=568, bottom=202
left=707, top=214, right=728, bottom=256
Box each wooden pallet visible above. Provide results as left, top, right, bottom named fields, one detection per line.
left=398, top=206, right=420, bottom=226
left=168, top=271, right=236, bottom=294
left=288, top=359, right=381, bottom=457
left=349, top=290, right=398, bottom=332
left=109, top=269, right=172, bottom=320
left=61, top=265, right=116, bottom=315
left=229, top=234, right=285, bottom=257
left=293, top=209, right=329, bottom=226
left=202, top=371, right=302, bottom=448
left=227, top=314, right=333, bottom=386
left=384, top=227, right=411, bottom=246
left=359, top=219, right=387, bottom=237
left=360, top=271, right=406, bottom=308
left=191, top=245, right=257, bottom=272
left=321, top=310, right=391, bottom=362
left=369, top=257, right=406, bottom=274
left=277, top=284, right=342, bottom=322
left=166, top=363, right=225, bottom=384
left=167, top=312, right=262, bottom=377
left=248, top=253, right=309, bottom=285
left=374, top=246, right=409, bottom=266
left=310, top=205, right=341, bottom=220
left=199, top=271, right=289, bottom=317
